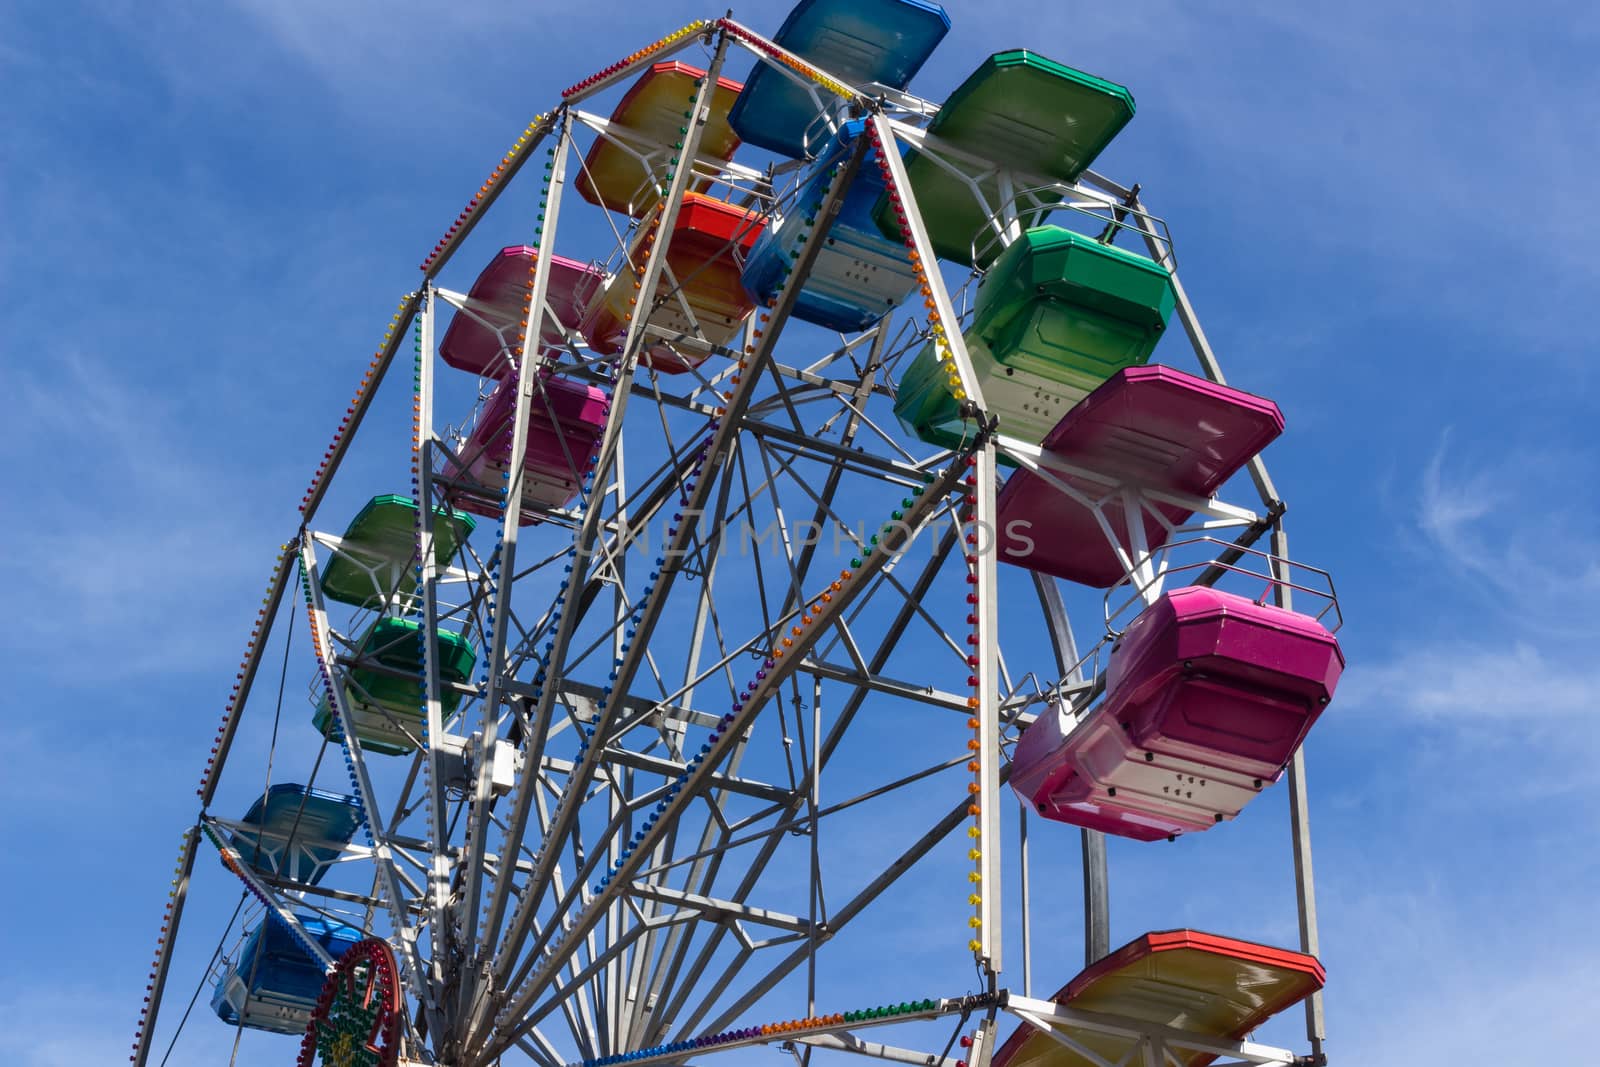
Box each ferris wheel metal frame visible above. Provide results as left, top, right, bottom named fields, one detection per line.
left=131, top=16, right=1329, bottom=1067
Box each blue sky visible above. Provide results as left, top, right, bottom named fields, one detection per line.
left=4, top=0, right=1598, bottom=1064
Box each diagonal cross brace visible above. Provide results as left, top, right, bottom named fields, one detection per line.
left=477, top=448, right=979, bottom=1065
left=298, top=544, right=437, bottom=1031
left=478, top=104, right=868, bottom=1011
left=459, top=36, right=738, bottom=1051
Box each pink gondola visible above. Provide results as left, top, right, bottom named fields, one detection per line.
left=996, top=366, right=1282, bottom=587
left=1109, top=585, right=1344, bottom=778
left=1009, top=704, right=1251, bottom=841
left=439, top=246, right=604, bottom=379
left=445, top=372, right=611, bottom=523
left=1011, top=586, right=1343, bottom=839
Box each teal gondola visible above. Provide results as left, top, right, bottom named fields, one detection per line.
left=228, top=784, right=363, bottom=887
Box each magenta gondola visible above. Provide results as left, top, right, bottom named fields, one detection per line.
left=1011, top=586, right=1343, bottom=839
left=445, top=372, right=611, bottom=522
left=997, top=365, right=1283, bottom=586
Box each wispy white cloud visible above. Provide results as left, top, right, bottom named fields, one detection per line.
left=7, top=350, right=285, bottom=677
left=1414, top=432, right=1600, bottom=633
left=1342, top=436, right=1600, bottom=756
left=1342, top=641, right=1600, bottom=726
left=1334, top=633, right=1600, bottom=817
left=109, top=0, right=745, bottom=140
left=1321, top=878, right=1599, bottom=1064
left=1324, top=434, right=1600, bottom=809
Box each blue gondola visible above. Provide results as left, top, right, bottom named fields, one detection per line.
left=228, top=784, right=363, bottom=888
left=211, top=914, right=362, bottom=1034
left=727, top=0, right=950, bottom=159
left=741, top=120, right=919, bottom=331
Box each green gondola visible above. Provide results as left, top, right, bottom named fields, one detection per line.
left=875, top=50, right=1135, bottom=266
left=313, top=618, right=478, bottom=756
left=894, top=225, right=1175, bottom=449
left=320, top=494, right=476, bottom=609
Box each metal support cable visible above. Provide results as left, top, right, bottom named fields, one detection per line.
left=248, top=605, right=296, bottom=870
left=157, top=893, right=247, bottom=1067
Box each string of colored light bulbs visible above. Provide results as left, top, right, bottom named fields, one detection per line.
left=715, top=18, right=859, bottom=101
left=420, top=112, right=550, bottom=275
left=199, top=820, right=335, bottom=974
left=409, top=306, right=452, bottom=930
left=498, top=75, right=730, bottom=972
left=562, top=20, right=712, bottom=99
left=299, top=300, right=411, bottom=517
left=473, top=141, right=602, bottom=954
left=295, top=556, right=374, bottom=852
left=864, top=117, right=987, bottom=955
left=127, top=826, right=195, bottom=1061
left=571, top=999, right=946, bottom=1067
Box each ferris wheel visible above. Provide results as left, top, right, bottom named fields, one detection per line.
left=131, top=5, right=1346, bottom=1067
